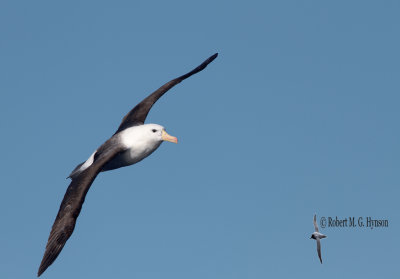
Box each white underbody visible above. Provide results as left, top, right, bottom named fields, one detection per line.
left=102, top=129, right=163, bottom=171
left=70, top=124, right=164, bottom=178
left=312, top=232, right=326, bottom=239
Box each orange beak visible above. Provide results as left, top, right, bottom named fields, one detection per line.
left=162, top=130, right=178, bottom=144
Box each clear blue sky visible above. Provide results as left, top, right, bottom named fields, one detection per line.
left=1, top=1, right=399, bottom=278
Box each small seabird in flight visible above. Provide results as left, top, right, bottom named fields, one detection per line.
left=38, top=53, right=218, bottom=276
left=310, top=214, right=327, bottom=264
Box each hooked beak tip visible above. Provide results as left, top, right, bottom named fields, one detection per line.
left=162, top=130, right=178, bottom=144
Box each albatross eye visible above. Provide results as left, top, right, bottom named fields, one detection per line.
left=152, top=129, right=157, bottom=133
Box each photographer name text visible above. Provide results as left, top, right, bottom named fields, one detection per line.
left=319, top=216, right=388, bottom=229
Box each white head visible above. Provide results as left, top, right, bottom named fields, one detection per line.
left=119, top=123, right=178, bottom=152
left=140, top=124, right=178, bottom=144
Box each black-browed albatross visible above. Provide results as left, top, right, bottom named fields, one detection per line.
left=38, top=53, right=218, bottom=276
left=310, top=214, right=327, bottom=264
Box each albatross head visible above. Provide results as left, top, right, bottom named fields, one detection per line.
left=145, top=124, right=178, bottom=144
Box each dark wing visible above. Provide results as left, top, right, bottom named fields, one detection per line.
left=313, top=214, right=319, bottom=232
left=114, top=53, right=218, bottom=134
left=316, top=239, right=323, bottom=264
left=38, top=137, right=125, bottom=277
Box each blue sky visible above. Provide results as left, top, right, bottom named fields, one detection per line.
left=1, top=1, right=399, bottom=278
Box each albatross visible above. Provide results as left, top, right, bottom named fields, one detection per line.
left=310, top=214, right=327, bottom=264
left=38, top=53, right=218, bottom=276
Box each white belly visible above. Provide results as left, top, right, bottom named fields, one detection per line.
left=71, top=125, right=164, bottom=177
left=102, top=141, right=162, bottom=172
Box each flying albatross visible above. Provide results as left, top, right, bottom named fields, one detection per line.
left=310, top=214, right=327, bottom=264
left=38, top=53, right=218, bottom=276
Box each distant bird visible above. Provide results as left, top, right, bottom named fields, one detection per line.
left=38, top=53, right=218, bottom=276
left=310, top=214, right=327, bottom=264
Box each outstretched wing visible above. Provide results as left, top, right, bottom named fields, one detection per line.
left=316, top=239, right=323, bottom=264
left=313, top=214, right=319, bottom=232
left=114, top=53, right=218, bottom=134
left=38, top=137, right=125, bottom=277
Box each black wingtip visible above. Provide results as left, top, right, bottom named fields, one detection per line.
left=209, top=52, right=218, bottom=61
left=37, top=249, right=56, bottom=277
left=203, top=53, right=218, bottom=66
left=197, top=52, right=218, bottom=68
left=176, top=52, right=218, bottom=81
left=37, top=266, right=44, bottom=277
left=38, top=257, right=50, bottom=277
